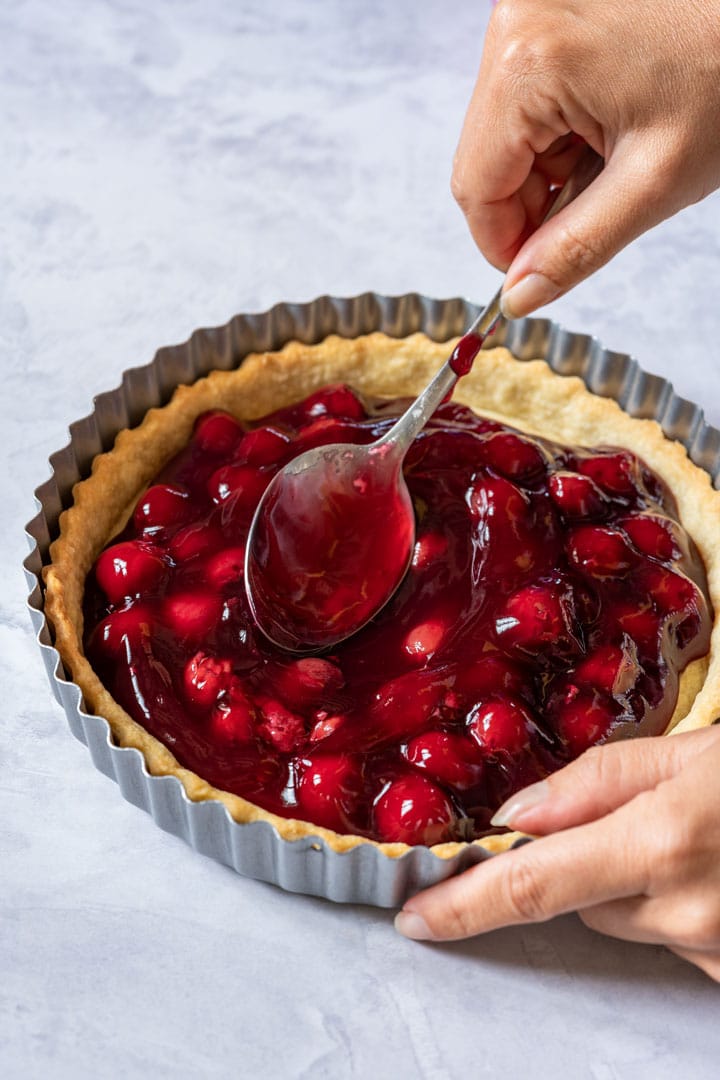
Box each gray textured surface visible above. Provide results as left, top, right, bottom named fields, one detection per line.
left=4, top=1, right=720, bottom=1077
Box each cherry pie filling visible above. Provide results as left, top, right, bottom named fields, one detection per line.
left=83, top=384, right=712, bottom=845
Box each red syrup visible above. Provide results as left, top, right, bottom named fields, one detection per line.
left=449, top=331, right=486, bottom=376
left=84, top=384, right=712, bottom=845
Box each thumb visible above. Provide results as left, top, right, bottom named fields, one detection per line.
left=499, top=136, right=682, bottom=319
left=492, top=727, right=720, bottom=835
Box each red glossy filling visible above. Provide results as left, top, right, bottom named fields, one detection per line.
left=84, top=383, right=712, bottom=845
left=449, top=331, right=486, bottom=376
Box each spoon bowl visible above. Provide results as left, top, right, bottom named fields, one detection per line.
left=245, top=438, right=415, bottom=652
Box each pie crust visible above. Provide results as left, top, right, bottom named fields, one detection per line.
left=44, top=332, right=720, bottom=858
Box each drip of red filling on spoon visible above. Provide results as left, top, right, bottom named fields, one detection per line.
left=449, top=331, right=486, bottom=376
left=84, top=384, right=712, bottom=845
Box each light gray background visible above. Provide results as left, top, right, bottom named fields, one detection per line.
left=3, top=2, right=720, bottom=1077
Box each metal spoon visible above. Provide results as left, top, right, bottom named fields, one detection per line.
left=245, top=147, right=604, bottom=654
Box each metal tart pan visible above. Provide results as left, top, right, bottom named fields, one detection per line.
left=24, top=293, right=720, bottom=906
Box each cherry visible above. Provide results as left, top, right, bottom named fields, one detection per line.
left=211, top=684, right=255, bottom=743
left=577, top=451, right=641, bottom=498
left=481, top=431, right=548, bottom=481
left=609, top=599, right=661, bottom=655
left=641, top=566, right=699, bottom=616
left=467, top=697, right=539, bottom=757
left=162, top=591, right=223, bottom=642
left=411, top=531, right=448, bottom=570
left=553, top=689, right=618, bottom=755
left=89, top=603, right=154, bottom=657
left=366, top=671, right=448, bottom=747
left=169, top=522, right=224, bottom=563
left=274, top=658, right=345, bottom=709
left=295, top=753, right=360, bottom=832
left=403, top=619, right=447, bottom=662
left=236, top=426, right=290, bottom=467
left=183, top=651, right=234, bottom=709
left=207, top=463, right=272, bottom=506
left=193, top=411, right=244, bottom=455
left=133, top=484, right=193, bottom=536
left=468, top=473, right=530, bottom=527
left=404, top=730, right=484, bottom=789
left=407, top=429, right=488, bottom=473
left=293, top=416, right=359, bottom=453
left=373, top=774, right=455, bottom=845
left=456, top=654, right=530, bottom=702
left=621, top=513, right=679, bottom=561
left=95, top=540, right=167, bottom=604
left=302, top=384, right=367, bottom=421
left=494, top=580, right=581, bottom=658
left=572, top=639, right=640, bottom=696
left=567, top=525, right=636, bottom=577
left=467, top=475, right=542, bottom=576
left=204, top=545, right=246, bottom=589
left=257, top=697, right=306, bottom=753
left=548, top=471, right=607, bottom=520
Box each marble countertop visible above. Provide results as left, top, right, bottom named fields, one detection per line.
left=4, top=1, right=720, bottom=1076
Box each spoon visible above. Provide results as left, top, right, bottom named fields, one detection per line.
left=246, top=147, right=604, bottom=654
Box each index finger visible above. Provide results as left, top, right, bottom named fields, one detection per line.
left=395, top=795, right=654, bottom=941
left=454, top=138, right=587, bottom=269
left=452, top=14, right=591, bottom=268
left=452, top=86, right=538, bottom=270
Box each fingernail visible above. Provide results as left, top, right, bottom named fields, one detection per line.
left=490, top=780, right=550, bottom=827
left=394, top=910, right=435, bottom=941
left=500, top=273, right=560, bottom=319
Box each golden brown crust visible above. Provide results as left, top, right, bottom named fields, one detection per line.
left=44, top=332, right=720, bottom=858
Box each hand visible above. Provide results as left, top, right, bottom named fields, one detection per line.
left=395, top=727, right=720, bottom=982
left=452, top=0, right=720, bottom=317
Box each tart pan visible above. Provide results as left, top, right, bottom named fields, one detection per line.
left=24, top=293, right=720, bottom=907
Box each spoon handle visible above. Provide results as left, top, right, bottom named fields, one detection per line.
left=378, top=145, right=604, bottom=458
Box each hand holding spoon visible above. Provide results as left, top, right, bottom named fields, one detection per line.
left=245, top=149, right=604, bottom=653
